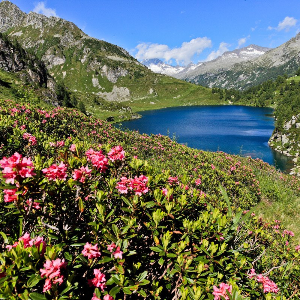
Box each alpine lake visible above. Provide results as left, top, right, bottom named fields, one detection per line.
left=116, top=105, right=294, bottom=173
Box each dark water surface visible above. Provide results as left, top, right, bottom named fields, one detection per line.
left=117, top=105, right=293, bottom=172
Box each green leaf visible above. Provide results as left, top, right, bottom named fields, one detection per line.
left=64, top=252, right=72, bottom=261
left=123, top=287, right=132, bottom=295
left=70, top=243, right=86, bottom=247
left=0, top=232, right=8, bottom=244
left=29, top=293, right=47, bottom=300
left=112, top=224, right=119, bottom=237
left=150, top=246, right=163, bottom=252
left=167, top=253, right=177, bottom=258
left=78, top=198, right=84, bottom=212
left=139, top=289, right=147, bottom=297
left=109, top=286, right=121, bottom=298
left=59, top=285, right=73, bottom=296
left=220, top=185, right=232, bottom=217
left=136, top=271, right=148, bottom=282
left=139, top=279, right=150, bottom=286
left=121, top=196, right=133, bottom=207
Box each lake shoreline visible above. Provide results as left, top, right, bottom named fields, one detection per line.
left=116, top=105, right=294, bottom=173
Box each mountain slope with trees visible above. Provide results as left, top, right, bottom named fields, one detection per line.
left=186, top=34, right=300, bottom=90
left=0, top=0, right=220, bottom=121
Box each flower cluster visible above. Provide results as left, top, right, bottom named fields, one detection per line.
left=23, top=133, right=37, bottom=146
left=0, top=152, right=35, bottom=184
left=72, top=165, right=92, bottom=183
left=40, top=258, right=67, bottom=292
left=6, top=233, right=46, bottom=255
left=42, top=162, right=68, bottom=181
left=82, top=242, right=101, bottom=259
left=168, top=176, right=179, bottom=185
left=248, top=268, right=279, bottom=293
left=3, top=188, right=18, bottom=203
left=107, top=145, right=125, bottom=162
left=116, top=175, right=149, bottom=196
left=212, top=282, right=232, bottom=300
left=86, top=148, right=108, bottom=173
left=107, top=243, right=123, bottom=259
left=92, top=294, right=114, bottom=300
left=88, top=269, right=106, bottom=290
left=49, top=140, right=65, bottom=147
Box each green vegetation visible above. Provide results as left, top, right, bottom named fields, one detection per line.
left=0, top=97, right=300, bottom=299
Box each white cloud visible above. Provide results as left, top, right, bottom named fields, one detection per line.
left=33, top=2, right=58, bottom=17
left=135, top=37, right=212, bottom=65
left=268, top=16, right=297, bottom=31
left=238, top=36, right=250, bottom=48
left=206, top=42, right=230, bottom=61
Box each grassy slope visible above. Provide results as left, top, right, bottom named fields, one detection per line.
left=1, top=68, right=299, bottom=242
left=0, top=93, right=299, bottom=243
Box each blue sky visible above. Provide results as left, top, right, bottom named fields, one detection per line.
left=7, top=0, right=300, bottom=66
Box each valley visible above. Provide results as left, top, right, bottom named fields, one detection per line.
left=1, top=1, right=300, bottom=299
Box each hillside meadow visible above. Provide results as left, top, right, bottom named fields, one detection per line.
left=0, top=98, right=300, bottom=299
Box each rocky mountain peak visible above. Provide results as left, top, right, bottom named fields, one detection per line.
left=0, top=1, right=25, bottom=32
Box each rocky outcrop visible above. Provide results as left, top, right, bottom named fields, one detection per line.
left=0, top=35, right=49, bottom=86
left=269, top=114, right=300, bottom=175
left=0, top=1, right=145, bottom=99
left=97, top=86, right=130, bottom=102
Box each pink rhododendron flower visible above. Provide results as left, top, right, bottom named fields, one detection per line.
left=212, top=282, right=232, bottom=300
left=0, top=153, right=35, bottom=184
left=29, top=236, right=46, bottom=255
left=248, top=268, right=279, bottom=294
left=116, top=177, right=130, bottom=194
left=3, top=189, right=18, bottom=203
left=19, top=232, right=31, bottom=248
left=168, top=176, right=179, bottom=185
left=108, top=145, right=125, bottom=162
left=256, top=274, right=279, bottom=293
left=23, top=133, right=37, bottom=146
left=295, top=245, right=300, bottom=251
left=69, top=144, right=76, bottom=152
left=116, top=175, right=149, bottom=196
left=56, top=141, right=65, bottom=147
left=162, top=188, right=173, bottom=200
left=107, top=243, right=116, bottom=252
left=86, top=148, right=108, bottom=173
left=104, top=295, right=114, bottom=300
left=113, top=246, right=123, bottom=259
left=25, top=198, right=41, bottom=210
left=42, top=162, right=67, bottom=181
left=82, top=242, right=101, bottom=259
left=88, top=269, right=106, bottom=290
left=129, top=175, right=149, bottom=196
left=72, top=166, right=92, bottom=183
left=195, top=178, right=201, bottom=186
left=6, top=233, right=46, bottom=254
left=40, top=258, right=67, bottom=292
left=91, top=294, right=101, bottom=300
left=248, top=268, right=256, bottom=279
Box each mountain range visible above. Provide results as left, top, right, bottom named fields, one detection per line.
left=0, top=0, right=217, bottom=113
left=143, top=37, right=300, bottom=90
left=1, top=0, right=300, bottom=111
left=143, top=45, right=270, bottom=78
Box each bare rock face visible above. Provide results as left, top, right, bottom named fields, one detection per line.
left=0, top=1, right=25, bottom=32
left=101, top=65, right=128, bottom=83
left=0, top=1, right=139, bottom=97
left=97, top=86, right=130, bottom=102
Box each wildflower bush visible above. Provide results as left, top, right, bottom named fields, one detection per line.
left=0, top=99, right=300, bottom=299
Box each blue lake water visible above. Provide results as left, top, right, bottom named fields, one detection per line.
left=117, top=105, right=293, bottom=173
